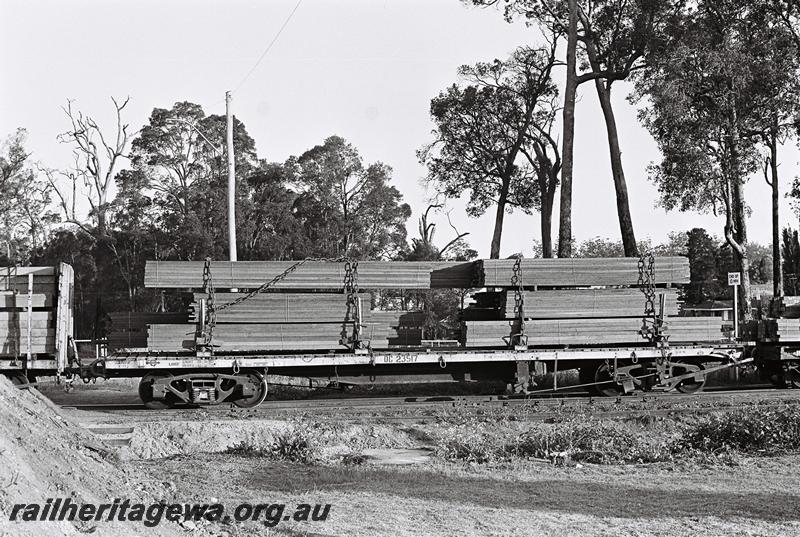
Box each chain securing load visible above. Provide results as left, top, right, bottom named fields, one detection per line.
left=197, top=257, right=365, bottom=353
left=637, top=251, right=695, bottom=393
left=341, top=259, right=365, bottom=350
left=508, top=256, right=528, bottom=348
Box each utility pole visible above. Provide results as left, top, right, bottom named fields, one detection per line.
left=226, top=90, right=238, bottom=262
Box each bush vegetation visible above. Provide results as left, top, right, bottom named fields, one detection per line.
left=434, top=404, right=800, bottom=465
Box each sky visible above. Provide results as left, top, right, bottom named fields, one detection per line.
left=1, top=0, right=798, bottom=258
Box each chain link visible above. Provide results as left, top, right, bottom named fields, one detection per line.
left=508, top=256, right=527, bottom=346
left=342, top=260, right=361, bottom=346
left=638, top=251, right=657, bottom=343
left=200, top=256, right=353, bottom=350
left=200, top=258, right=217, bottom=346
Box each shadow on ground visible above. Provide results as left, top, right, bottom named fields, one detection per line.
left=139, top=456, right=799, bottom=523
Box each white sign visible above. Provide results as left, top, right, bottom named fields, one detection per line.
left=728, top=272, right=741, bottom=286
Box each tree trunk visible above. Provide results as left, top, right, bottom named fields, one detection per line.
left=490, top=181, right=510, bottom=259
left=541, top=188, right=554, bottom=258
left=580, top=23, right=637, bottom=257
left=557, top=0, right=578, bottom=259
left=730, top=139, right=752, bottom=323
left=96, top=204, right=107, bottom=235
left=769, top=120, right=783, bottom=297
left=592, top=81, right=638, bottom=257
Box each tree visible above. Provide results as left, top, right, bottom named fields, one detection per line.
left=49, top=97, right=132, bottom=235
left=685, top=228, right=721, bottom=304
left=559, top=0, right=579, bottom=257
left=239, top=162, right=304, bottom=260
left=396, top=204, right=477, bottom=340
left=574, top=236, right=651, bottom=258
left=529, top=106, right=562, bottom=257
left=744, top=3, right=800, bottom=297
left=420, top=46, right=559, bottom=258
left=122, top=101, right=259, bottom=260
left=783, top=228, right=800, bottom=295
left=634, top=1, right=779, bottom=322
left=471, top=1, right=684, bottom=256
left=289, top=136, right=411, bottom=260
left=0, top=129, right=55, bottom=263
left=406, top=204, right=476, bottom=262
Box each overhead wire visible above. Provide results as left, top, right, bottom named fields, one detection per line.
left=231, top=0, right=304, bottom=95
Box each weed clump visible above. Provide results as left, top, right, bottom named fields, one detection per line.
left=225, top=423, right=315, bottom=463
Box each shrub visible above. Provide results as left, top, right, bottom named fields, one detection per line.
left=225, top=441, right=270, bottom=457
left=677, top=404, right=800, bottom=455
left=270, top=425, right=314, bottom=463
left=435, top=429, right=506, bottom=464
left=224, top=424, right=315, bottom=463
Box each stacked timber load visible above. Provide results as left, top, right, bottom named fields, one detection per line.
left=145, top=260, right=476, bottom=290
left=188, top=292, right=372, bottom=323
left=107, top=312, right=188, bottom=350
left=464, top=316, right=724, bottom=346
left=462, top=256, right=724, bottom=348
left=147, top=310, right=425, bottom=352
left=142, top=260, right=460, bottom=352
left=476, top=257, right=690, bottom=287
left=148, top=322, right=355, bottom=351
left=0, top=267, right=60, bottom=356
left=502, top=288, right=681, bottom=319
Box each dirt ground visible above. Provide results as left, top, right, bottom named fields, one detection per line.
left=10, top=379, right=800, bottom=536
left=134, top=452, right=800, bottom=537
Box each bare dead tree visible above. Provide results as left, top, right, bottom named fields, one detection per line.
left=55, top=97, right=133, bottom=235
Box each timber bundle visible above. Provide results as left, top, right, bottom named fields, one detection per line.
left=106, top=256, right=726, bottom=353
left=461, top=257, right=723, bottom=347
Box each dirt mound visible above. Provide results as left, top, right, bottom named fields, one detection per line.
left=0, top=376, right=182, bottom=536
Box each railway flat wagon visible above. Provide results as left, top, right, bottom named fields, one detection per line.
left=0, top=258, right=749, bottom=408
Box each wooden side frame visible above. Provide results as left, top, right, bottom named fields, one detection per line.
left=55, top=263, right=74, bottom=374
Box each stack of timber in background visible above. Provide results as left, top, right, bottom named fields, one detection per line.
left=462, top=256, right=725, bottom=348
left=143, top=261, right=437, bottom=352
left=760, top=318, right=800, bottom=342
left=107, top=312, right=188, bottom=350
left=0, top=267, right=58, bottom=355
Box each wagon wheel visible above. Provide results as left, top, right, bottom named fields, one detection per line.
left=233, top=371, right=268, bottom=408
left=138, top=373, right=178, bottom=409
left=594, top=363, right=625, bottom=397
left=673, top=361, right=706, bottom=394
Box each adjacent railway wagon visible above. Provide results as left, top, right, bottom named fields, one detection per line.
left=1, top=256, right=773, bottom=408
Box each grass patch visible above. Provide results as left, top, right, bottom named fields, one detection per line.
left=677, top=404, right=800, bottom=455
left=435, top=416, right=673, bottom=465
left=433, top=403, right=800, bottom=466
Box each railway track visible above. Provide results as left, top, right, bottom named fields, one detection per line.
left=57, top=386, right=800, bottom=423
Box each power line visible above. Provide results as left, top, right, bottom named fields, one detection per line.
left=232, top=0, right=304, bottom=94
